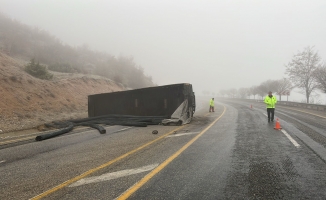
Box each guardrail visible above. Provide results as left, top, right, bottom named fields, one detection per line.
left=277, top=101, right=326, bottom=112
left=217, top=97, right=326, bottom=112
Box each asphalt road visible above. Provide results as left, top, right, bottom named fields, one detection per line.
left=1, top=99, right=326, bottom=200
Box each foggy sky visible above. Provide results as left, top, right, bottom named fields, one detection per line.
left=1, top=0, right=326, bottom=101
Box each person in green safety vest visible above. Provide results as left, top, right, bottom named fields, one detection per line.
left=209, top=98, right=215, bottom=112
left=264, top=91, right=277, bottom=122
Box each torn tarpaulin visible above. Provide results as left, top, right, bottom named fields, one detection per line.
left=162, top=99, right=193, bottom=125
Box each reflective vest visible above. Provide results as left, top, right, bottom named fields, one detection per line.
left=264, top=95, right=277, bottom=108
left=209, top=99, right=214, bottom=106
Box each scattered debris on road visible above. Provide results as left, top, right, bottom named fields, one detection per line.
left=35, top=115, right=167, bottom=141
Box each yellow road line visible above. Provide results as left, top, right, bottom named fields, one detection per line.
left=279, top=106, right=326, bottom=119
left=30, top=126, right=184, bottom=200
left=0, top=136, right=35, bottom=146
left=117, top=106, right=226, bottom=200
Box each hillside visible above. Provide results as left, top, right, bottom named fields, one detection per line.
left=0, top=12, right=154, bottom=89
left=0, top=52, right=124, bottom=133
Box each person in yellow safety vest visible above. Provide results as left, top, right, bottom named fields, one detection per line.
left=264, top=91, right=277, bottom=122
left=209, top=98, right=215, bottom=112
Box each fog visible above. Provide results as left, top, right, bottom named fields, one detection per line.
left=1, top=0, right=326, bottom=102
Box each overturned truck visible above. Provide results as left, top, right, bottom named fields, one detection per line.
left=88, top=83, right=196, bottom=125
left=35, top=83, right=196, bottom=141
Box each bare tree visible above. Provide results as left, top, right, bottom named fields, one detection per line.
left=219, top=90, right=226, bottom=97
left=223, top=88, right=237, bottom=98
left=229, top=88, right=238, bottom=98
left=249, top=86, right=259, bottom=99
left=264, top=80, right=279, bottom=92
left=313, top=65, right=326, bottom=93
left=238, top=88, right=248, bottom=99
left=285, top=46, right=322, bottom=103
left=256, top=80, right=278, bottom=99
left=274, top=78, right=293, bottom=101
left=257, top=84, right=267, bottom=100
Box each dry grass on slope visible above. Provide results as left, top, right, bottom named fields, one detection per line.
left=0, top=52, right=124, bottom=133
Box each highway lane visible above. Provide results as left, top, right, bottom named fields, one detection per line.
left=223, top=99, right=326, bottom=155
left=122, top=101, right=326, bottom=199
left=1, top=100, right=326, bottom=199
left=0, top=124, right=186, bottom=199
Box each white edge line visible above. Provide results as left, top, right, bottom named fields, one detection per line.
left=69, top=163, right=159, bottom=187
left=281, top=129, right=300, bottom=148
left=262, top=111, right=299, bottom=148
left=0, top=160, right=6, bottom=164
left=115, top=127, right=132, bottom=132
left=166, top=132, right=200, bottom=138
left=262, top=112, right=278, bottom=119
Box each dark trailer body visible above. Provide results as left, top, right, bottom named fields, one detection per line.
left=88, top=83, right=196, bottom=120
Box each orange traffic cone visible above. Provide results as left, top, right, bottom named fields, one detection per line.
left=274, top=118, right=282, bottom=130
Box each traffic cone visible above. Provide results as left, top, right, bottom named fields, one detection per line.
left=274, top=118, right=282, bottom=130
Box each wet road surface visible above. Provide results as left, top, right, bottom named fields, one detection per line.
left=1, top=99, right=326, bottom=199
